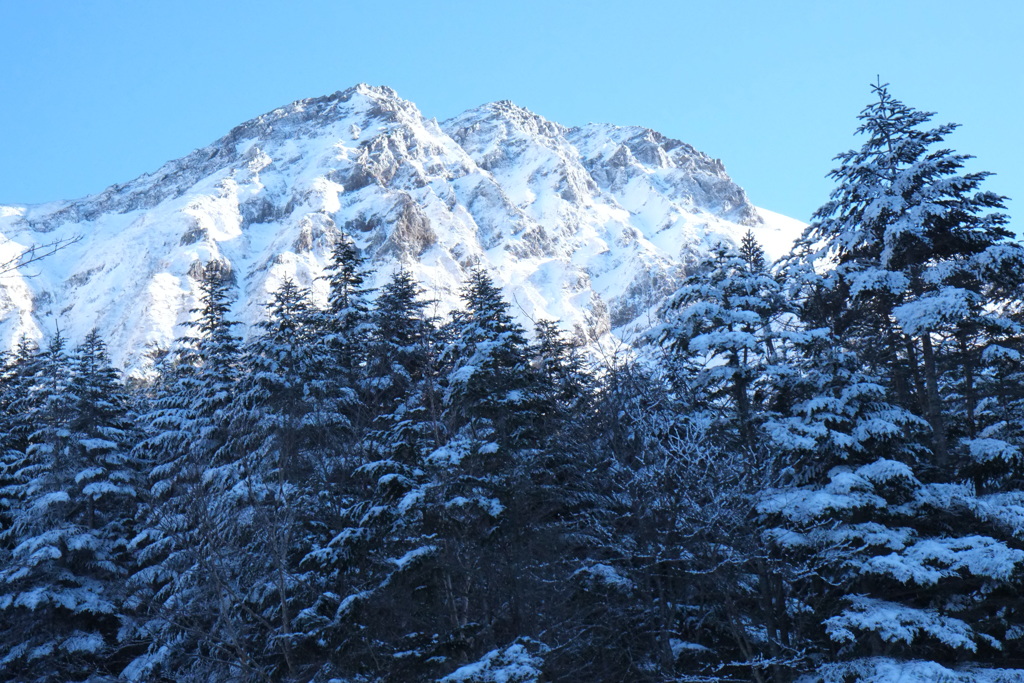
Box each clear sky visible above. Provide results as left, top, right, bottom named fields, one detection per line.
left=2, top=0, right=1021, bottom=224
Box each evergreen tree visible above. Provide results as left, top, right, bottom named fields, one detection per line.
left=0, top=331, right=138, bottom=682
left=192, top=277, right=353, bottom=681
left=125, top=260, right=245, bottom=681
left=397, top=267, right=551, bottom=676
left=557, top=359, right=682, bottom=681
left=0, top=339, right=42, bottom=543
left=789, top=80, right=1024, bottom=467
left=660, top=236, right=787, bottom=449
left=442, top=267, right=537, bottom=452
left=767, top=83, right=1024, bottom=679
left=652, top=239, right=815, bottom=681
left=319, top=229, right=374, bottom=395
left=529, top=319, right=591, bottom=427
left=761, top=453, right=1024, bottom=679
left=967, top=315, right=1024, bottom=491
left=311, top=268, right=445, bottom=680
left=67, top=330, right=139, bottom=546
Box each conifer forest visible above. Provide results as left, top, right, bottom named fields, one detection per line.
left=4, top=84, right=1024, bottom=682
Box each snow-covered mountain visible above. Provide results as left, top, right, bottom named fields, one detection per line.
left=0, top=84, right=804, bottom=371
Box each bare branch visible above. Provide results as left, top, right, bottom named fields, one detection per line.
left=0, top=233, right=82, bottom=278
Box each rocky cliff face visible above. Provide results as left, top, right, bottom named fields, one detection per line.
left=0, top=84, right=803, bottom=371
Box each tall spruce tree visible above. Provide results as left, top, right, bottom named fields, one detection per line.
left=125, top=260, right=245, bottom=681
left=653, top=235, right=815, bottom=681
left=320, top=230, right=374, bottom=401
left=210, top=277, right=348, bottom=681
left=311, top=268, right=445, bottom=679
left=0, top=331, right=138, bottom=682
left=441, top=267, right=537, bottom=452
left=0, top=339, right=42, bottom=544
left=789, top=80, right=1024, bottom=468
left=660, top=235, right=787, bottom=449
left=767, top=83, right=1024, bottom=680
left=402, top=267, right=550, bottom=676
left=279, top=235, right=382, bottom=679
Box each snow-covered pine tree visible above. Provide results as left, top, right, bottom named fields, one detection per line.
left=256, top=235, right=386, bottom=679
left=318, top=229, right=374, bottom=419
left=198, top=276, right=348, bottom=682
left=362, top=266, right=442, bottom=460
left=427, top=319, right=607, bottom=682
left=441, top=267, right=536, bottom=450
left=0, top=338, right=42, bottom=454
left=304, top=268, right=446, bottom=679
left=409, top=267, right=551, bottom=674
left=291, top=234, right=377, bottom=663
left=323, top=230, right=373, bottom=337
left=641, top=236, right=819, bottom=680
left=529, top=319, right=591, bottom=428
left=124, top=260, right=245, bottom=681
left=789, top=80, right=1024, bottom=468
left=968, top=309, right=1024, bottom=491
left=557, top=357, right=683, bottom=681
left=67, top=329, right=139, bottom=547
left=545, top=353, right=789, bottom=682
left=363, top=267, right=440, bottom=502
left=739, top=227, right=767, bottom=273
left=760, top=449, right=1024, bottom=680
left=659, top=233, right=787, bottom=450
left=542, top=354, right=641, bottom=680
left=763, top=83, right=1024, bottom=680
left=757, top=318, right=940, bottom=679
left=936, top=253, right=1024, bottom=499
left=763, top=318, right=929, bottom=483
left=0, top=339, right=42, bottom=544
left=525, top=318, right=597, bottom=546
left=0, top=330, right=138, bottom=682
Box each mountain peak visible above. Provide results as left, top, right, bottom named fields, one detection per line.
left=223, top=83, right=419, bottom=144
left=445, top=99, right=567, bottom=141
left=350, top=82, right=400, bottom=98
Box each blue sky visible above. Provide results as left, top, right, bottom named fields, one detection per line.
left=2, top=1, right=1021, bottom=224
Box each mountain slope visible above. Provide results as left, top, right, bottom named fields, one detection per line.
left=0, top=84, right=803, bottom=371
